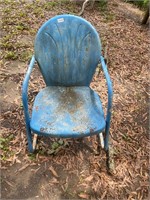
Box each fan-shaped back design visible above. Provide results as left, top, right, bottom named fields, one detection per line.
left=34, top=15, right=101, bottom=86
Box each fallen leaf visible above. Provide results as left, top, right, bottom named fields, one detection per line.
left=16, top=164, right=29, bottom=173
left=78, top=193, right=89, bottom=199
left=49, top=166, right=59, bottom=178
left=84, top=175, right=93, bottom=182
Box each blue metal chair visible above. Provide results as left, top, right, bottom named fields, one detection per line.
left=22, top=15, right=113, bottom=156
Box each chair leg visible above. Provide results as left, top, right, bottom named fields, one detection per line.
left=96, top=132, right=104, bottom=155
left=96, top=134, right=101, bottom=155
left=104, top=131, right=109, bottom=151
left=33, top=134, right=38, bottom=151
left=26, top=126, right=34, bottom=153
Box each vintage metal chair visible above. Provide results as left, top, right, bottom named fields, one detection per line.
left=22, top=15, right=113, bottom=157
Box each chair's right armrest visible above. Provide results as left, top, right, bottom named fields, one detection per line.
left=100, top=56, right=113, bottom=150
left=22, top=55, right=35, bottom=125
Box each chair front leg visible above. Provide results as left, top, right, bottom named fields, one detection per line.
left=25, top=117, right=34, bottom=153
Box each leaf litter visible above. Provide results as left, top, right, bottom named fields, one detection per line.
left=0, top=0, right=149, bottom=199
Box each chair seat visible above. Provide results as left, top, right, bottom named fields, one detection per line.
left=30, top=86, right=106, bottom=138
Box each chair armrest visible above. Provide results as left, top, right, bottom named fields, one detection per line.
left=22, top=56, right=35, bottom=125
left=100, top=56, right=113, bottom=141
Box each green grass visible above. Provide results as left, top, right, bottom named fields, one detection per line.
left=1, top=0, right=82, bottom=62
left=98, top=0, right=108, bottom=12
left=44, top=1, right=57, bottom=10
left=125, top=0, right=149, bottom=9
left=104, top=13, right=115, bottom=22
left=0, top=134, right=14, bottom=160
left=19, top=50, right=33, bottom=62
left=1, top=1, right=37, bottom=61
left=4, top=51, right=18, bottom=60
left=28, top=153, right=36, bottom=161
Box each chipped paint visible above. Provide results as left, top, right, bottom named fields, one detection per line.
left=30, top=86, right=106, bottom=138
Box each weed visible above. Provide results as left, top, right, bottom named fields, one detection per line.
left=125, top=0, right=149, bottom=9
left=16, top=23, right=29, bottom=31
left=29, top=29, right=37, bottom=35
left=5, top=51, right=18, bottom=60
left=28, top=153, right=36, bottom=161
left=3, top=8, right=11, bottom=14
left=60, top=0, right=70, bottom=4
left=44, top=1, right=57, bottom=10
left=122, top=134, right=131, bottom=142
left=104, top=13, right=115, bottom=22
left=0, top=134, right=14, bottom=160
left=3, top=0, right=12, bottom=4
left=1, top=35, right=11, bottom=43
left=33, top=7, right=43, bottom=16
left=19, top=50, right=33, bottom=62
left=98, top=0, right=108, bottom=12
left=0, top=137, right=7, bottom=150
left=19, top=11, right=27, bottom=18
left=15, top=42, right=30, bottom=49
left=1, top=42, right=14, bottom=50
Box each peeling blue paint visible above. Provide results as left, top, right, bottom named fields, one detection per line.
left=30, top=87, right=105, bottom=137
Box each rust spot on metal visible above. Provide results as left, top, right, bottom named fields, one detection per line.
left=35, top=106, right=39, bottom=111
left=40, top=127, right=48, bottom=132
left=57, top=87, right=84, bottom=115
left=90, top=128, right=95, bottom=133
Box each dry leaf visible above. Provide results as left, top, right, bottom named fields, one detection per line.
left=16, top=164, right=29, bottom=173
left=84, top=175, right=93, bottom=182
left=49, top=166, right=59, bottom=178
left=78, top=193, right=89, bottom=199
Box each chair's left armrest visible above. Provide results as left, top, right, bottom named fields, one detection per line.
left=22, top=56, right=35, bottom=125
left=100, top=56, right=113, bottom=134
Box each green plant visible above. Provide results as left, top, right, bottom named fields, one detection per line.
left=125, top=0, right=149, bottom=9
left=28, top=153, right=36, bottom=160
left=5, top=51, right=18, bottom=60
left=104, top=13, right=115, bottom=22
left=33, top=7, right=43, bottom=16
left=98, top=0, right=108, bottom=11
left=19, top=11, right=27, bottom=18
left=19, top=50, right=32, bottom=62
left=0, top=134, right=14, bottom=160
left=44, top=1, right=57, bottom=10
left=16, top=23, right=29, bottom=31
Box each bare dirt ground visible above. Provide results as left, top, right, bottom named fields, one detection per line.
left=0, top=0, right=149, bottom=199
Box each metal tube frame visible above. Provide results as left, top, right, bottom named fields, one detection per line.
left=100, top=56, right=113, bottom=151
left=22, top=56, right=35, bottom=152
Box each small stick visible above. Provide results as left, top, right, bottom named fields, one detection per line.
left=33, top=134, right=38, bottom=150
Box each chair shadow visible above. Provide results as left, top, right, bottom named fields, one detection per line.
left=36, top=135, right=98, bottom=156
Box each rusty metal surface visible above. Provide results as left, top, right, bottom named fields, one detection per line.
left=30, top=86, right=105, bottom=137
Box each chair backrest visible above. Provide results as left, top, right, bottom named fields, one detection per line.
left=34, top=14, right=101, bottom=86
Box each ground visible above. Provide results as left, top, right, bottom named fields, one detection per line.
left=0, top=0, right=149, bottom=199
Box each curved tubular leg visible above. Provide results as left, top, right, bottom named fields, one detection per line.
left=22, top=56, right=35, bottom=153
left=100, top=56, right=113, bottom=151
